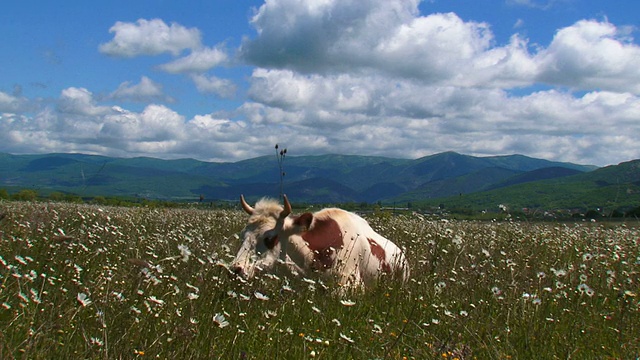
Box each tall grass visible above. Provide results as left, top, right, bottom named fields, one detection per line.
left=0, top=201, right=638, bottom=359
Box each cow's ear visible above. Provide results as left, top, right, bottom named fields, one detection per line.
left=294, top=213, right=313, bottom=232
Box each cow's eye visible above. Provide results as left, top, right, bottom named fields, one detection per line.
left=264, top=235, right=278, bottom=249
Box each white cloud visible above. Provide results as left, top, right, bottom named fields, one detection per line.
left=3, top=0, right=640, bottom=167
left=110, top=76, right=170, bottom=103
left=190, top=74, right=236, bottom=98
left=99, top=19, right=201, bottom=57
left=158, top=47, right=228, bottom=73
left=513, top=18, right=525, bottom=29
left=242, top=1, right=640, bottom=94
left=58, top=87, right=112, bottom=117
left=100, top=105, right=185, bottom=142
left=0, top=91, right=28, bottom=113
left=535, top=20, right=640, bottom=93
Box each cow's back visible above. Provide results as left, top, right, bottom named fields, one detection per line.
left=328, top=209, right=409, bottom=285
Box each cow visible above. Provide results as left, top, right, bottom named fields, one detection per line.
left=229, top=195, right=297, bottom=279
left=230, top=194, right=409, bottom=290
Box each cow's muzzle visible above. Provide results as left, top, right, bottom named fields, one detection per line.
left=229, top=264, right=246, bottom=278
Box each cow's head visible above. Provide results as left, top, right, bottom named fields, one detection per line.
left=229, top=195, right=292, bottom=279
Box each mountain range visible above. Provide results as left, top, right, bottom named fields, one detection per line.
left=1, top=151, right=639, bottom=212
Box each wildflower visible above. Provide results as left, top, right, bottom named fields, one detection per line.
left=112, top=291, right=125, bottom=301
left=582, top=253, right=593, bottom=261
left=186, top=283, right=199, bottom=292
left=552, top=268, right=567, bottom=277
left=532, top=297, right=542, bottom=305
left=148, top=296, right=164, bottom=305
left=30, top=288, right=42, bottom=304
left=577, top=284, right=595, bottom=297
left=459, top=310, right=468, bottom=317
left=18, top=291, right=29, bottom=303
left=90, top=337, right=104, bottom=347
left=14, top=255, right=27, bottom=265
left=74, top=264, right=84, bottom=274
left=340, top=299, right=356, bottom=306
left=254, top=291, right=269, bottom=301
left=372, top=324, right=382, bottom=334
left=77, top=293, right=92, bottom=307
left=339, top=333, right=354, bottom=343
left=178, top=244, right=191, bottom=262
left=491, top=286, right=502, bottom=296
left=213, top=313, right=230, bottom=328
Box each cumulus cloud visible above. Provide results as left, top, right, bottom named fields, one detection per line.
left=158, top=46, right=228, bottom=73
left=190, top=74, right=236, bottom=98
left=0, top=91, right=28, bottom=113
left=3, top=0, right=640, bottom=166
left=241, top=0, right=640, bottom=93
left=57, top=87, right=112, bottom=117
left=110, top=76, right=171, bottom=103
left=99, top=18, right=201, bottom=57
left=535, top=20, right=640, bottom=93
left=100, top=105, right=185, bottom=143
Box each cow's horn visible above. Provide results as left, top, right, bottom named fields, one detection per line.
left=240, top=194, right=254, bottom=215
left=282, top=194, right=292, bottom=217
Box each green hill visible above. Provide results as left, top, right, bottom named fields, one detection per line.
left=3, top=151, right=634, bottom=215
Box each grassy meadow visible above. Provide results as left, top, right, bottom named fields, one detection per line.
left=0, top=201, right=638, bottom=359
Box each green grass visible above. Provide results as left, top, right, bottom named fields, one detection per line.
left=0, top=201, right=638, bottom=359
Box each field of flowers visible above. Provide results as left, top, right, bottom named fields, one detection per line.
left=0, top=201, right=638, bottom=359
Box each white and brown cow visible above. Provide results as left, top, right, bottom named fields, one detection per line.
left=230, top=194, right=409, bottom=289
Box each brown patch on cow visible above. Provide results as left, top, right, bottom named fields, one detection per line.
left=296, top=215, right=344, bottom=270
left=368, top=238, right=392, bottom=273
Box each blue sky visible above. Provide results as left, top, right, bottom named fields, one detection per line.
left=1, top=0, right=639, bottom=166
